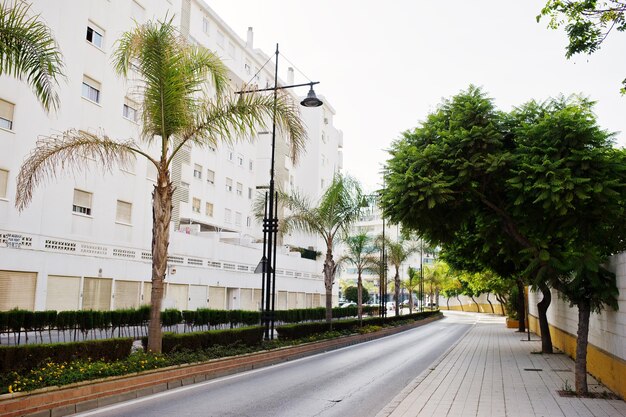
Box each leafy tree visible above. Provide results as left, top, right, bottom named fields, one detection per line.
left=344, top=286, right=370, bottom=304
left=15, top=18, right=306, bottom=353
left=423, top=262, right=449, bottom=308
left=441, top=276, right=464, bottom=311
left=381, top=86, right=626, bottom=393
left=270, top=173, right=363, bottom=324
left=0, top=1, right=64, bottom=111
left=539, top=1, right=626, bottom=92
left=339, top=232, right=377, bottom=322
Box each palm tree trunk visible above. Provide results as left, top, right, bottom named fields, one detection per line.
left=537, top=282, right=553, bottom=354
left=394, top=268, right=400, bottom=316
left=575, top=298, right=591, bottom=395
left=147, top=177, right=173, bottom=353
left=357, top=274, right=363, bottom=325
left=323, top=248, right=335, bottom=326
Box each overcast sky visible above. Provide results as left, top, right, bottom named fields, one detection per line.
left=210, top=0, right=626, bottom=192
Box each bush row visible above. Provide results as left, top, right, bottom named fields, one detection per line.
left=0, top=305, right=380, bottom=334
left=276, top=310, right=440, bottom=340
left=142, top=326, right=264, bottom=353
left=0, top=338, right=133, bottom=373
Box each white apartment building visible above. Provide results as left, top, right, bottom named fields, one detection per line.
left=0, top=0, right=342, bottom=312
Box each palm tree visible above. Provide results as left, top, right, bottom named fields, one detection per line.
left=424, top=262, right=450, bottom=309
left=271, top=173, right=362, bottom=324
left=384, top=239, right=417, bottom=316
left=15, top=18, right=306, bottom=353
left=338, top=232, right=377, bottom=323
left=402, top=266, right=420, bottom=312
left=0, top=1, right=64, bottom=111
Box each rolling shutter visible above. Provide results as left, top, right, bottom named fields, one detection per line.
left=46, top=275, right=80, bottom=311
left=166, top=284, right=188, bottom=310
left=288, top=292, right=297, bottom=309
left=114, top=280, right=140, bottom=309
left=208, top=286, right=225, bottom=309
left=142, top=282, right=152, bottom=305
left=0, top=270, right=36, bottom=310
left=82, top=277, right=112, bottom=310
left=306, top=293, right=313, bottom=308
left=253, top=289, right=262, bottom=311
left=313, top=293, right=321, bottom=307
left=239, top=288, right=254, bottom=310
left=277, top=291, right=288, bottom=310
left=297, top=292, right=306, bottom=309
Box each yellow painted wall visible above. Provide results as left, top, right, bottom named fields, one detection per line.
left=440, top=303, right=504, bottom=315
left=528, top=314, right=626, bottom=400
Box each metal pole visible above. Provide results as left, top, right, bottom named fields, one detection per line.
left=260, top=192, right=268, bottom=327
left=420, top=240, right=424, bottom=312
left=382, top=214, right=386, bottom=318
left=270, top=191, right=278, bottom=339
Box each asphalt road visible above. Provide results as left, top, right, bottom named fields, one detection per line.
left=76, top=313, right=474, bottom=417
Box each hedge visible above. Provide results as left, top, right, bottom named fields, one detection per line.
left=142, top=326, right=264, bottom=353
left=0, top=338, right=133, bottom=373
left=276, top=310, right=440, bottom=340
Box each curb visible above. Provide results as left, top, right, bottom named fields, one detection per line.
left=0, top=314, right=442, bottom=417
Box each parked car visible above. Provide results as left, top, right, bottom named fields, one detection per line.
left=340, top=301, right=356, bottom=308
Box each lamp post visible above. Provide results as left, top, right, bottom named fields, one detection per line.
left=246, top=44, right=322, bottom=340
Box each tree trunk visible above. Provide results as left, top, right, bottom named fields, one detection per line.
left=470, top=296, right=479, bottom=312
left=323, top=247, right=336, bottom=326
left=394, top=268, right=400, bottom=316
left=147, top=176, right=173, bottom=353
left=575, top=298, right=591, bottom=395
left=446, top=298, right=450, bottom=310
left=457, top=295, right=464, bottom=311
left=486, top=293, right=494, bottom=314
left=357, top=274, right=363, bottom=325
left=409, top=293, right=414, bottom=312
left=516, top=279, right=526, bottom=333
left=537, top=282, right=553, bottom=353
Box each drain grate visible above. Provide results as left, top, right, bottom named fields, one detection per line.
left=524, top=368, right=543, bottom=371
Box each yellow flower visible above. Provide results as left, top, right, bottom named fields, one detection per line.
left=8, top=385, right=13, bottom=393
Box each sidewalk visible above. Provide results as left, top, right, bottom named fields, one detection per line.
left=377, top=312, right=626, bottom=417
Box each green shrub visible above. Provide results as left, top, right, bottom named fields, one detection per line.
left=142, top=326, right=264, bottom=353
left=0, top=338, right=133, bottom=373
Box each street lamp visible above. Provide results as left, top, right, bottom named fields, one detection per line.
left=243, top=44, right=322, bottom=340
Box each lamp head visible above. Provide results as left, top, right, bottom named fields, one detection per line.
left=300, top=84, right=323, bottom=107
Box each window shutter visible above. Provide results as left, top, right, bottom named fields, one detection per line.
left=46, top=275, right=80, bottom=311
left=73, top=189, right=92, bottom=208
left=116, top=200, right=132, bottom=223
left=0, top=99, right=14, bottom=121
left=208, top=286, right=226, bottom=309
left=0, top=169, right=8, bottom=198
left=166, top=283, right=188, bottom=310
left=142, top=282, right=152, bottom=304
left=0, top=271, right=36, bottom=310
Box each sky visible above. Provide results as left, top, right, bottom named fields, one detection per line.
left=210, top=0, right=626, bottom=192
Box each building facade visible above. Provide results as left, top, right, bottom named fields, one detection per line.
left=0, top=0, right=342, bottom=312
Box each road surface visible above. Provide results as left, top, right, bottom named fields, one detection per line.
left=76, top=312, right=475, bottom=417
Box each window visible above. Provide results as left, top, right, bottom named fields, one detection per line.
left=248, top=160, right=253, bottom=171
left=82, top=76, right=101, bottom=103
left=86, top=23, right=104, bottom=48
left=205, top=202, right=213, bottom=217
left=321, top=154, right=327, bottom=166
left=193, top=164, right=202, bottom=179
left=322, top=132, right=326, bottom=144
left=228, top=41, right=235, bottom=58
left=206, top=169, right=215, bottom=184
left=248, top=187, right=253, bottom=199
left=225, top=178, right=233, bottom=192
left=202, top=17, right=210, bottom=34
left=0, top=99, right=14, bottom=130
left=244, top=60, right=251, bottom=74
left=217, top=31, right=225, bottom=47
left=73, top=189, right=92, bottom=215
left=246, top=216, right=251, bottom=227
left=208, top=144, right=216, bottom=152
left=224, top=208, right=231, bottom=223
left=0, top=169, right=8, bottom=198
left=123, top=98, right=138, bottom=121
left=116, top=200, right=132, bottom=224
left=321, top=179, right=325, bottom=189
left=235, top=211, right=242, bottom=226
left=236, top=182, right=243, bottom=196
left=227, top=150, right=234, bottom=162
left=192, top=198, right=201, bottom=213
left=237, top=154, right=243, bottom=166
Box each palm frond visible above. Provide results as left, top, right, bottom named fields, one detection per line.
left=16, top=130, right=138, bottom=210
left=0, top=1, right=64, bottom=112
left=190, top=90, right=306, bottom=164
left=112, top=17, right=228, bottom=146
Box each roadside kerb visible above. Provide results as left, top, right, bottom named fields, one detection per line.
left=0, top=313, right=442, bottom=417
